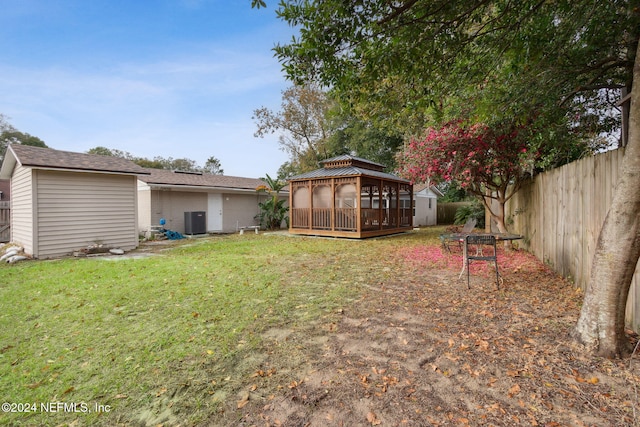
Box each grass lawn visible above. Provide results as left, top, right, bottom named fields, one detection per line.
left=4, top=228, right=636, bottom=427
left=0, top=229, right=438, bottom=426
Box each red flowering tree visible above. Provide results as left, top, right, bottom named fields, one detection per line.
left=397, top=121, right=536, bottom=233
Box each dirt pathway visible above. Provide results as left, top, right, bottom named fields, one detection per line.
left=208, top=248, right=639, bottom=426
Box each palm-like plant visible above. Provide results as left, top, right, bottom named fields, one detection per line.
left=255, top=174, right=289, bottom=230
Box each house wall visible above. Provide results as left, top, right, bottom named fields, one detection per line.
left=33, top=170, right=139, bottom=258
left=144, top=189, right=279, bottom=234
left=414, top=190, right=438, bottom=226
left=10, top=165, right=34, bottom=255
left=149, top=190, right=207, bottom=234
left=222, top=193, right=267, bottom=232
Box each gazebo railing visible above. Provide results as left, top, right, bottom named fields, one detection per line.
left=335, top=208, right=356, bottom=231
left=291, top=208, right=310, bottom=228
left=312, top=208, right=332, bottom=229
left=291, top=207, right=357, bottom=231
left=361, top=208, right=380, bottom=230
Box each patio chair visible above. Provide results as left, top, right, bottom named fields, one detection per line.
left=461, top=218, right=477, bottom=233
left=465, top=234, right=499, bottom=289
left=441, top=218, right=477, bottom=252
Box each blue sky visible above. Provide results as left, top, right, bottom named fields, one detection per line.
left=0, top=0, right=294, bottom=178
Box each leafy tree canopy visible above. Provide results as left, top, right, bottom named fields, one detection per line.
left=253, top=84, right=334, bottom=173
left=271, top=0, right=637, bottom=162
left=325, top=109, right=404, bottom=171
left=86, top=146, right=224, bottom=174
left=398, top=119, right=536, bottom=232
left=0, top=114, right=48, bottom=163
left=254, top=85, right=404, bottom=176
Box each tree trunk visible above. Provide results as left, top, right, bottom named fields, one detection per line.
left=482, top=191, right=508, bottom=233
left=571, top=44, right=640, bottom=358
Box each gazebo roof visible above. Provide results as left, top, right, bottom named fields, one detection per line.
left=289, top=155, right=410, bottom=183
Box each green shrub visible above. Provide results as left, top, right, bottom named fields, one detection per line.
left=454, top=199, right=485, bottom=228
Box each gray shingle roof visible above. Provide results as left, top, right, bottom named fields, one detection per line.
left=6, top=144, right=149, bottom=175
left=138, top=168, right=269, bottom=190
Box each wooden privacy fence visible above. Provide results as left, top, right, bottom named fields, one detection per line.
left=0, top=201, right=9, bottom=243
left=437, top=202, right=472, bottom=225
left=505, top=147, right=640, bottom=331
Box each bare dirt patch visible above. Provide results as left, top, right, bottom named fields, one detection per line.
left=208, top=247, right=640, bottom=426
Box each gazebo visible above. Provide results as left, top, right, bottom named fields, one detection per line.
left=288, top=155, right=413, bottom=238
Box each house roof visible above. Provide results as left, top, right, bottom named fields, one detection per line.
left=0, top=144, right=149, bottom=179
left=138, top=168, right=269, bottom=191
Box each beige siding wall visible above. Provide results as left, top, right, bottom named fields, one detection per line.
left=10, top=166, right=34, bottom=254
left=149, top=190, right=207, bottom=233
left=34, top=170, right=139, bottom=258
left=222, top=193, right=266, bottom=232
left=146, top=189, right=280, bottom=234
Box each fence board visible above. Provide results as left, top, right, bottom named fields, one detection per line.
left=0, top=201, right=9, bottom=243
left=437, top=202, right=472, bottom=225
left=506, top=148, right=640, bottom=331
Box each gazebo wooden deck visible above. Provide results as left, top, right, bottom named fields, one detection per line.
left=288, top=155, right=413, bottom=238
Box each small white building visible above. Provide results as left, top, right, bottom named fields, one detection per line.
left=413, top=183, right=443, bottom=226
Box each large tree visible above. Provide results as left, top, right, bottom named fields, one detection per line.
left=257, top=0, right=640, bottom=357
left=254, top=85, right=404, bottom=175
left=253, top=84, right=334, bottom=173
left=571, top=42, right=640, bottom=357
left=202, top=156, right=224, bottom=175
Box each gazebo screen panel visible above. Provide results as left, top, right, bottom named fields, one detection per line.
left=312, top=181, right=332, bottom=229
left=291, top=183, right=310, bottom=229
left=335, top=181, right=357, bottom=231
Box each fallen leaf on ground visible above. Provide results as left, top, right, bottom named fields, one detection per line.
left=508, top=384, right=521, bottom=397
left=367, top=411, right=381, bottom=425
left=237, top=392, right=250, bottom=409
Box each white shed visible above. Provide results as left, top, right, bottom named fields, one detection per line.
left=0, top=144, right=149, bottom=258
left=413, top=183, right=443, bottom=226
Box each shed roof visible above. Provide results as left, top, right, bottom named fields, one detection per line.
left=0, top=144, right=149, bottom=179
left=413, top=182, right=444, bottom=197
left=138, top=168, right=269, bottom=191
